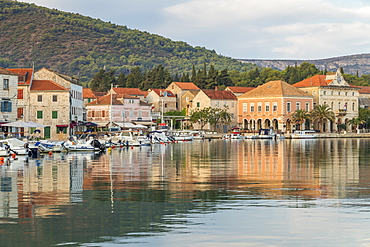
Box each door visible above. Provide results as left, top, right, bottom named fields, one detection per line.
left=44, top=126, right=50, bottom=139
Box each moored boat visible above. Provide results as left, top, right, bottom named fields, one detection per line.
left=290, top=130, right=317, bottom=139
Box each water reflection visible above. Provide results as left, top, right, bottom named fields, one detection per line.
left=0, top=139, right=370, bottom=246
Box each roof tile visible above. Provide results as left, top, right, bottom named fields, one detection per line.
left=30, top=80, right=69, bottom=91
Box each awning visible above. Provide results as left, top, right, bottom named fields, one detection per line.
left=56, top=124, right=69, bottom=127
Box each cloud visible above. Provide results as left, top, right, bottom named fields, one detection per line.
left=20, top=0, right=370, bottom=59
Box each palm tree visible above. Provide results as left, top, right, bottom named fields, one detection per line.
left=310, top=104, right=335, bottom=132
left=348, top=117, right=365, bottom=133
left=290, top=109, right=310, bottom=130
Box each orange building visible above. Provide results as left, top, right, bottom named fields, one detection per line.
left=237, top=80, right=313, bottom=132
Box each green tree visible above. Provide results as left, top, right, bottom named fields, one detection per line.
left=208, top=107, right=233, bottom=131
left=290, top=109, right=310, bottom=130
left=89, top=68, right=116, bottom=92
left=190, top=107, right=212, bottom=130
left=126, top=66, right=142, bottom=88
left=348, top=117, right=365, bottom=132
left=310, top=104, right=335, bottom=132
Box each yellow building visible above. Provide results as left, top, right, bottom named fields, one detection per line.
left=293, top=69, right=359, bottom=132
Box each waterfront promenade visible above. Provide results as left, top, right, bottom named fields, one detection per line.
left=205, top=132, right=370, bottom=139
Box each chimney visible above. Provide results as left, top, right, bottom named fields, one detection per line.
left=215, top=86, right=218, bottom=90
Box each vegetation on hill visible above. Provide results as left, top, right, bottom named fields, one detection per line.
left=0, top=0, right=256, bottom=84
left=88, top=60, right=370, bottom=91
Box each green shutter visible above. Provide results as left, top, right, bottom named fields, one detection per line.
left=37, top=111, right=43, bottom=119
left=52, top=111, right=58, bottom=119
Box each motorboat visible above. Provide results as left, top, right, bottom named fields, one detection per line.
left=290, top=130, right=317, bottom=139
left=149, top=131, right=172, bottom=144
left=35, top=140, right=66, bottom=153
left=170, top=130, right=194, bottom=142
left=251, top=129, right=276, bottom=139
left=62, top=138, right=105, bottom=152
left=0, top=138, right=33, bottom=156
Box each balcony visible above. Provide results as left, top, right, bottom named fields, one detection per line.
left=336, top=109, right=347, bottom=116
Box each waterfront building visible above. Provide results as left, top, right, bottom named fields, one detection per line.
left=86, top=94, right=151, bottom=127
left=238, top=80, right=313, bottom=132
left=293, top=69, right=359, bottom=132
left=29, top=80, right=70, bottom=140
left=82, top=88, right=98, bottom=121
left=146, top=89, right=177, bottom=119
left=191, top=89, right=238, bottom=131
left=34, top=68, right=83, bottom=123
left=0, top=68, right=18, bottom=124
left=165, top=82, right=200, bottom=111
left=7, top=68, right=33, bottom=122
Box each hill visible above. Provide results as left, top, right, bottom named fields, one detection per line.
left=0, top=0, right=256, bottom=83
left=240, top=53, right=370, bottom=75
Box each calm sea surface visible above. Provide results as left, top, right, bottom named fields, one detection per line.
left=1, top=139, right=370, bottom=246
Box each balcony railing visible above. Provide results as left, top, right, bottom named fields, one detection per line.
left=336, top=109, right=347, bottom=115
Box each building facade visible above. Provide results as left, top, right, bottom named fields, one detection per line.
left=0, top=68, right=19, bottom=123
left=238, top=80, right=313, bottom=132
left=293, top=69, right=359, bottom=132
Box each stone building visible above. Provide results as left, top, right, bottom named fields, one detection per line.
left=165, top=82, right=200, bottom=111
left=146, top=89, right=177, bottom=118
left=34, top=68, right=83, bottom=123
left=29, top=80, right=70, bottom=140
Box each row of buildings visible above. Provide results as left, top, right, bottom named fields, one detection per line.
left=1, top=67, right=369, bottom=139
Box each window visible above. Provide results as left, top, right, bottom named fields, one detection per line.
left=331, top=102, right=334, bottom=109
left=18, top=89, right=24, bottom=99
left=287, top=102, right=291, bottom=112
left=37, top=95, right=42, bottom=102
left=37, top=111, right=43, bottom=119
left=52, top=95, right=57, bottom=102
left=305, top=102, right=309, bottom=111
left=250, top=103, right=255, bottom=112
left=1, top=101, right=12, bottom=112
left=52, top=111, right=58, bottom=119
left=265, top=103, right=270, bottom=112
left=345, top=92, right=348, bottom=96
left=196, top=102, right=200, bottom=107
left=3, top=79, right=9, bottom=90
left=352, top=92, right=355, bottom=96
left=338, top=92, right=340, bottom=95
left=17, top=108, right=23, bottom=118
left=257, top=102, right=262, bottom=112
left=323, top=91, right=326, bottom=95
left=242, top=103, right=247, bottom=113
left=353, top=102, right=355, bottom=111
left=273, top=102, right=277, bottom=111
left=338, top=102, right=341, bottom=110
left=331, top=91, right=334, bottom=95
left=296, top=102, right=300, bottom=110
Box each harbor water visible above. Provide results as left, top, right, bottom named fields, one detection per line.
left=1, top=138, right=370, bottom=246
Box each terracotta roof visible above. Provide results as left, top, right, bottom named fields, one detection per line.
left=0, top=67, right=19, bottom=76
left=202, top=90, right=237, bottom=100
left=30, top=80, right=69, bottom=91
left=86, top=94, right=123, bottom=105
left=226, top=86, right=255, bottom=93
left=293, top=75, right=332, bottom=87
left=356, top=85, right=370, bottom=94
left=173, top=82, right=200, bottom=90
left=7, top=68, right=33, bottom=85
left=150, top=89, right=176, bottom=97
left=240, top=80, right=312, bottom=98
left=112, top=88, right=147, bottom=96
left=83, top=88, right=97, bottom=99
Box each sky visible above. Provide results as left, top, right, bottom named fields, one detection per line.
left=21, top=0, right=370, bottom=60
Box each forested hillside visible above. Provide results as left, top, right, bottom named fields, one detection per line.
left=0, top=0, right=255, bottom=83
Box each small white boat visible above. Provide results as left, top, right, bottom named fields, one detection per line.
left=171, top=130, right=194, bottom=142
left=35, top=140, right=66, bottom=153
left=62, top=138, right=105, bottom=152
left=251, top=129, right=276, bottom=139
left=291, top=130, right=317, bottom=139
left=0, top=138, right=32, bottom=156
